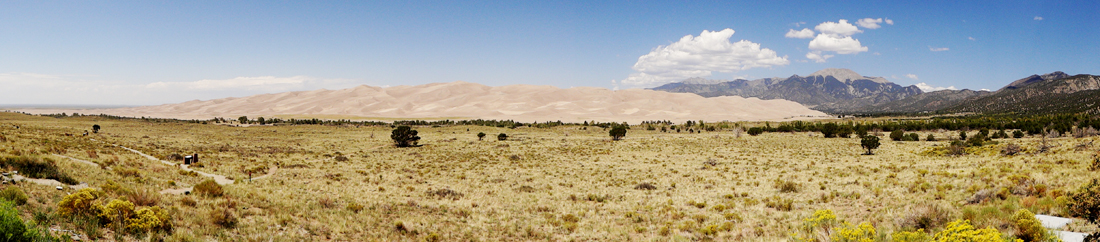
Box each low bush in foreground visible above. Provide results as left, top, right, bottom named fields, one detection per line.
left=0, top=155, right=79, bottom=185
left=193, top=179, right=224, bottom=197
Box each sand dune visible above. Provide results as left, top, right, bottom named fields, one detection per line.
left=15, top=81, right=827, bottom=123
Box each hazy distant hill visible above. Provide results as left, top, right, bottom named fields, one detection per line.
left=651, top=68, right=922, bottom=113
left=41, top=81, right=827, bottom=123
left=942, top=74, right=1100, bottom=115
left=852, top=89, right=993, bottom=114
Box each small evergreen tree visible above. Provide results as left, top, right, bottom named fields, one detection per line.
left=497, top=133, right=508, bottom=141
left=959, top=131, right=968, bottom=140
left=609, top=126, right=627, bottom=141
left=238, top=116, right=248, bottom=124
left=92, top=124, right=101, bottom=133
left=1013, top=130, right=1025, bottom=138
left=908, top=133, right=919, bottom=141
left=390, top=126, right=420, bottom=147
left=861, top=135, right=881, bottom=155
left=477, top=132, right=486, bottom=141
left=926, top=134, right=936, bottom=141
left=819, top=123, right=838, bottom=138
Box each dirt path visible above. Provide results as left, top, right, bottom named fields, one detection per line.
left=53, top=154, right=106, bottom=169
left=5, top=155, right=97, bottom=190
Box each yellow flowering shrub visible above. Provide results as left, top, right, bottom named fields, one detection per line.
left=831, top=222, right=877, bottom=242
left=57, top=188, right=104, bottom=217
left=892, top=229, right=931, bottom=242
left=98, top=199, right=134, bottom=223
left=126, top=206, right=170, bottom=232
left=933, top=219, right=1022, bottom=242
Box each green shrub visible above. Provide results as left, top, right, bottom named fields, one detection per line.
left=1089, top=158, right=1100, bottom=172
left=747, top=127, right=764, bottom=136
left=1013, top=130, right=1025, bottom=138
left=908, top=133, right=920, bottom=141
left=0, top=155, right=78, bottom=185
left=890, top=130, right=905, bottom=141
left=476, top=132, right=486, bottom=141
left=497, top=133, right=508, bottom=141
left=0, top=186, right=27, bottom=206
left=926, top=134, right=937, bottom=141
left=0, top=200, right=47, bottom=241
left=192, top=179, right=224, bottom=197
left=1067, top=178, right=1100, bottom=223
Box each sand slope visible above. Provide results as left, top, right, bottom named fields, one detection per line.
left=20, top=81, right=827, bottom=123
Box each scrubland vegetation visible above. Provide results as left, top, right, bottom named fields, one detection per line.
left=0, top=112, right=1098, bottom=241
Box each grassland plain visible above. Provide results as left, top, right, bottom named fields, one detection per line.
left=0, top=112, right=1098, bottom=241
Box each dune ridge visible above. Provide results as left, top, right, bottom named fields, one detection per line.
left=17, top=81, right=828, bottom=123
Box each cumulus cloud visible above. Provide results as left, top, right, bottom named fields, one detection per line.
left=809, top=34, right=868, bottom=54
left=906, top=74, right=919, bottom=80
left=1034, top=16, right=1043, bottom=20
left=929, top=46, right=949, bottom=52
left=785, top=28, right=815, bottom=39
left=815, top=19, right=862, bottom=37
left=0, top=73, right=358, bottom=105
left=913, top=82, right=957, bottom=92
left=799, top=18, right=887, bottom=62
left=856, top=18, right=886, bottom=29
left=620, top=29, right=789, bottom=87
left=968, top=37, right=976, bottom=41
left=806, top=51, right=833, bottom=63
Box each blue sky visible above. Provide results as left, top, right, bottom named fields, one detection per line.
left=1, top=1, right=1097, bottom=105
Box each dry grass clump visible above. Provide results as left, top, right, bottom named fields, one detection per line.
left=208, top=207, right=238, bottom=228
left=895, top=202, right=954, bottom=231
left=192, top=179, right=223, bottom=197
left=426, top=188, right=464, bottom=200
left=0, top=186, right=28, bottom=205
left=634, top=182, right=657, bottom=190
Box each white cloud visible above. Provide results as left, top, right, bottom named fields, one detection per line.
left=815, top=19, right=862, bottom=37
left=913, top=82, right=957, bottom=92
left=980, top=88, right=990, bottom=91
left=620, top=29, right=789, bottom=87
left=806, top=51, right=833, bottom=63
left=968, top=37, right=976, bottom=41
left=1034, top=16, right=1043, bottom=20
left=906, top=74, right=919, bottom=80
left=856, top=18, right=885, bottom=29
left=884, top=18, right=894, bottom=25
left=0, top=73, right=358, bottom=105
left=809, top=34, right=868, bottom=54
left=929, top=46, right=949, bottom=52
left=785, top=28, right=815, bottom=38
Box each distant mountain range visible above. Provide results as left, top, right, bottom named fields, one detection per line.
left=940, top=73, right=1100, bottom=115
left=651, top=68, right=921, bottom=113
left=653, top=69, right=1100, bottom=115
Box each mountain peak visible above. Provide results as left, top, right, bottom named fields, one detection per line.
left=808, top=68, right=890, bottom=84
left=1001, top=71, right=1071, bottom=90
